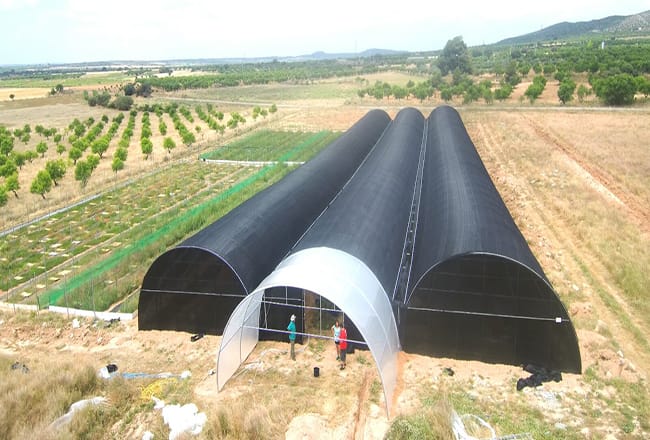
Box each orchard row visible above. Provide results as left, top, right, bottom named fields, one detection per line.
left=0, top=102, right=278, bottom=206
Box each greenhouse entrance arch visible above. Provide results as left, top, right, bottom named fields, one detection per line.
left=216, top=247, right=400, bottom=416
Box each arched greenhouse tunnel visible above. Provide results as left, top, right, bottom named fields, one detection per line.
left=138, top=109, right=391, bottom=335
left=138, top=248, right=246, bottom=335
left=399, top=105, right=581, bottom=373
left=401, top=253, right=581, bottom=372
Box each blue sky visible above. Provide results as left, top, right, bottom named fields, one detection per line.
left=1, top=0, right=649, bottom=65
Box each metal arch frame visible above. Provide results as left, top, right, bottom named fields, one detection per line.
left=216, top=247, right=400, bottom=416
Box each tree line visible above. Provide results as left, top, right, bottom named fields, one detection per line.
left=358, top=36, right=650, bottom=106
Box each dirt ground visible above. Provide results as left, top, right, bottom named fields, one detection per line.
left=1, top=85, right=649, bottom=438
left=0, top=308, right=643, bottom=439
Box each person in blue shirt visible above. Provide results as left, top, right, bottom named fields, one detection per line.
left=287, top=314, right=297, bottom=360
left=332, top=320, right=341, bottom=360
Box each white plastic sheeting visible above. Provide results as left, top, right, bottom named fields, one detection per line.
left=216, top=247, right=400, bottom=415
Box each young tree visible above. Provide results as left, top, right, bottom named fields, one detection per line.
left=392, top=86, right=408, bottom=100
left=9, top=94, right=14, bottom=100
left=0, top=158, right=17, bottom=177
left=577, top=84, right=591, bottom=102
left=0, top=185, right=7, bottom=207
left=30, top=170, right=53, bottom=199
left=114, top=147, right=128, bottom=162
left=12, top=151, right=26, bottom=169
left=36, top=141, right=48, bottom=158
left=181, top=131, right=195, bottom=147
left=56, top=143, right=66, bottom=155
left=558, top=80, right=577, bottom=104
left=494, top=84, right=513, bottom=101
left=74, top=160, right=92, bottom=187
left=503, top=62, right=521, bottom=87
left=87, top=154, right=100, bottom=170
left=163, top=137, right=176, bottom=154
left=69, top=147, right=82, bottom=164
left=25, top=150, right=38, bottom=163
left=439, top=86, right=453, bottom=102
left=111, top=157, right=124, bottom=173
left=0, top=128, right=14, bottom=156
left=524, top=75, right=547, bottom=104
left=5, top=173, right=19, bottom=197
left=45, top=159, right=67, bottom=185
left=141, top=138, right=153, bottom=159
left=91, top=138, right=109, bottom=158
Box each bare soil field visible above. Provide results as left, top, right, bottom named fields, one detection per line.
left=1, top=84, right=649, bottom=438
left=0, top=88, right=52, bottom=101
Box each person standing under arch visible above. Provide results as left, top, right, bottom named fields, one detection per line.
left=339, top=324, right=348, bottom=370
left=332, top=320, right=341, bottom=360
left=287, top=314, right=296, bottom=361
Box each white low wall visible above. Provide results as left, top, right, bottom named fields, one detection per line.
left=0, top=302, right=38, bottom=312
left=48, top=306, right=134, bottom=321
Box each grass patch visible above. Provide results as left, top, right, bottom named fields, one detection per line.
left=201, top=129, right=339, bottom=162
left=370, top=379, right=382, bottom=404
left=416, top=382, right=584, bottom=440
left=573, top=254, right=649, bottom=353
left=386, top=399, right=454, bottom=440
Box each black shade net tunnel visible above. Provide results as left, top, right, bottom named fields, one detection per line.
left=140, top=103, right=581, bottom=406
left=138, top=109, right=391, bottom=335
left=401, top=106, right=581, bottom=373
left=216, top=107, right=425, bottom=414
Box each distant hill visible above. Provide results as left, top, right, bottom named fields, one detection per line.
left=497, top=10, right=650, bottom=45
left=289, top=48, right=406, bottom=61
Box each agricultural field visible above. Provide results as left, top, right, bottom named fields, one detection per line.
left=0, top=63, right=649, bottom=439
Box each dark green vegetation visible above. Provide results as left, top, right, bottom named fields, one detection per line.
left=357, top=36, right=650, bottom=106
left=200, top=130, right=340, bottom=162
left=145, top=60, right=381, bottom=91
left=497, top=10, right=650, bottom=45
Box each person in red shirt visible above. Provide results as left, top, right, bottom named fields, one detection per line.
left=339, top=324, right=348, bottom=370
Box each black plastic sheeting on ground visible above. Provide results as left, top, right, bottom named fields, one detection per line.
left=138, top=109, right=391, bottom=334
left=402, top=106, right=581, bottom=373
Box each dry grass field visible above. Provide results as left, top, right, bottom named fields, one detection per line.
left=1, top=76, right=649, bottom=439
